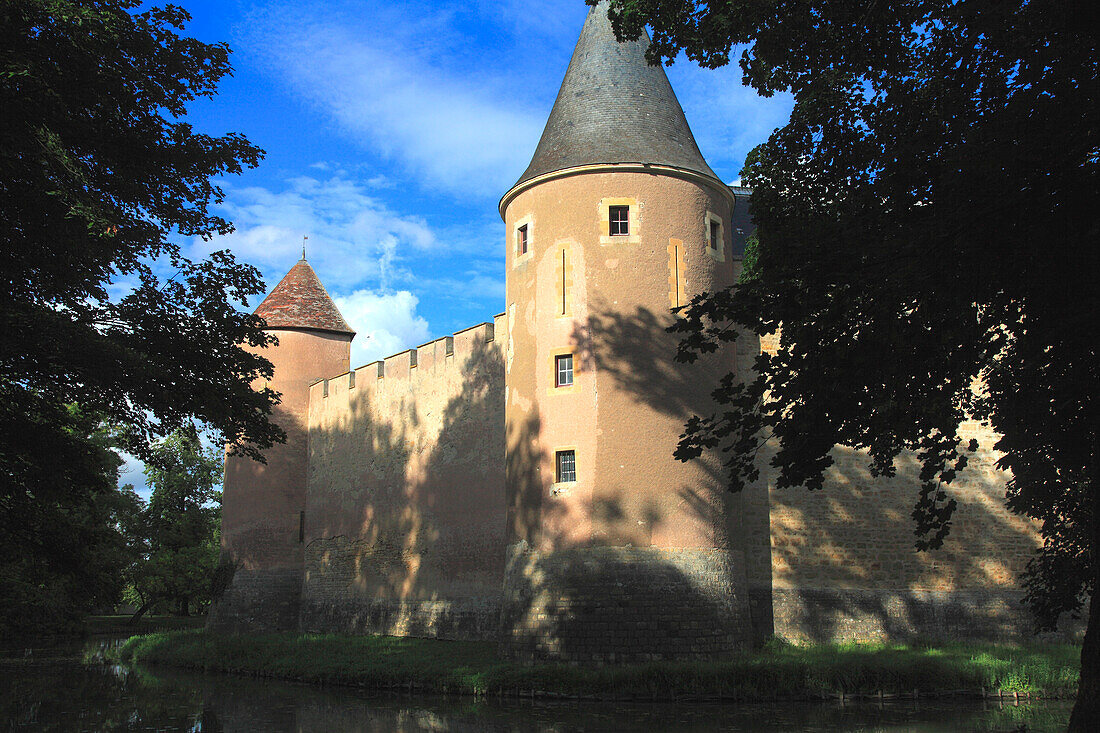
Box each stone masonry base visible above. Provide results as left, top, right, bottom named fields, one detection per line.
left=500, top=542, right=752, bottom=663
left=298, top=597, right=502, bottom=640
left=207, top=567, right=302, bottom=633
left=770, top=587, right=1051, bottom=643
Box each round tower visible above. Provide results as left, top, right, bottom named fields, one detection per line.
left=499, top=4, right=755, bottom=661
left=212, top=256, right=354, bottom=632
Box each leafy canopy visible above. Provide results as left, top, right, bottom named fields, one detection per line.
left=0, top=405, right=141, bottom=637
left=1, top=0, right=282, bottom=466
left=596, top=0, right=1096, bottom=626
left=1, top=0, right=282, bottom=632
left=124, top=428, right=222, bottom=618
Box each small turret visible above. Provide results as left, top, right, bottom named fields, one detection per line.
left=211, top=257, right=353, bottom=632
left=253, top=257, right=355, bottom=337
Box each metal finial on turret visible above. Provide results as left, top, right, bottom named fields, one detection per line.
left=302, top=235, right=308, bottom=260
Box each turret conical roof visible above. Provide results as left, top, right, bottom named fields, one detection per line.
left=510, top=2, right=720, bottom=191
left=254, top=258, right=355, bottom=336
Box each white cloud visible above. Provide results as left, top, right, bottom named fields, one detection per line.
left=243, top=3, right=546, bottom=197
left=189, top=174, right=436, bottom=294
left=117, top=450, right=149, bottom=498
left=335, top=289, right=432, bottom=368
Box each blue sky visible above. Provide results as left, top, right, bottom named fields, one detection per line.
left=118, top=0, right=792, bottom=494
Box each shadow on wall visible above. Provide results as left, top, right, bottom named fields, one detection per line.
left=762, top=442, right=1062, bottom=643
left=495, top=298, right=752, bottom=662
left=499, top=539, right=748, bottom=663
left=210, top=398, right=309, bottom=634
left=573, top=300, right=1056, bottom=644
left=301, top=337, right=507, bottom=640
left=505, top=410, right=548, bottom=550
left=576, top=301, right=771, bottom=645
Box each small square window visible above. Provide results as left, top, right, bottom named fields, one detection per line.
left=556, top=450, right=576, bottom=483
left=609, top=206, right=629, bottom=236
left=517, top=224, right=528, bottom=255
left=555, top=354, right=574, bottom=387
left=709, top=219, right=721, bottom=250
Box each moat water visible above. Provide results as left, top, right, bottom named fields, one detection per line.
left=1, top=636, right=1073, bottom=732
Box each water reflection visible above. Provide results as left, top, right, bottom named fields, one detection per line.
left=1, top=638, right=1073, bottom=732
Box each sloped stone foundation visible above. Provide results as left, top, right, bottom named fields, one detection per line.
left=500, top=543, right=752, bottom=663
left=770, top=587, right=1060, bottom=643
left=207, top=568, right=302, bottom=633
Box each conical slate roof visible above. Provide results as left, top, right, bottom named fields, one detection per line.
left=511, top=2, right=720, bottom=191
left=254, top=258, right=355, bottom=336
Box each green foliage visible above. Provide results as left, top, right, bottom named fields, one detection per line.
left=736, top=230, right=760, bottom=284
left=599, top=0, right=1097, bottom=632
left=115, top=631, right=1081, bottom=700
left=126, top=429, right=223, bottom=617
left=1, top=0, right=282, bottom=463
left=1, top=0, right=280, bottom=637
left=0, top=407, right=142, bottom=638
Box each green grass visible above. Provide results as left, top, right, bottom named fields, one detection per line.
left=112, top=631, right=1081, bottom=701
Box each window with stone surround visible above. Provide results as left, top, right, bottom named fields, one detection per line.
left=556, top=449, right=576, bottom=483
left=609, top=205, right=629, bottom=236
left=513, top=216, right=534, bottom=264
left=517, top=224, right=528, bottom=255
left=555, top=354, right=574, bottom=387
left=705, top=211, right=725, bottom=261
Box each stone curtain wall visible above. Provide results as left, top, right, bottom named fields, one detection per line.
left=765, top=428, right=1043, bottom=643
left=727, top=285, right=1047, bottom=644
left=300, top=316, right=508, bottom=640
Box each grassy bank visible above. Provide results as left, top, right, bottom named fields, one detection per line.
left=114, top=631, right=1080, bottom=701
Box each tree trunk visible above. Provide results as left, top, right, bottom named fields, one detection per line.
left=127, top=601, right=152, bottom=626
left=1068, top=594, right=1097, bottom=731
left=1068, top=435, right=1099, bottom=731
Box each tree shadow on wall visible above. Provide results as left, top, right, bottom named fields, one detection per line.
left=505, top=410, right=547, bottom=551
left=211, top=398, right=310, bottom=634
left=492, top=300, right=755, bottom=661
left=573, top=299, right=1055, bottom=645
left=301, top=337, right=510, bottom=640
left=562, top=300, right=773, bottom=646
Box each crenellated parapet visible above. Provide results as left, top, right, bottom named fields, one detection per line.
left=307, top=317, right=502, bottom=402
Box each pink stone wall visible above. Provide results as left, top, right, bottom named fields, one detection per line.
left=300, top=319, right=507, bottom=639
left=213, top=328, right=351, bottom=631
left=500, top=169, right=758, bottom=659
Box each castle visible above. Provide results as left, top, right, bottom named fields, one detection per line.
left=211, top=5, right=1043, bottom=661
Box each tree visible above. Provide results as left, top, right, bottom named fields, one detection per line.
left=1, top=3, right=282, bottom=628
left=595, top=0, right=1097, bottom=727
left=126, top=428, right=222, bottom=620
left=0, top=406, right=142, bottom=638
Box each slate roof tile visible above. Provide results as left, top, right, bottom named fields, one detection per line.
left=512, top=1, right=722, bottom=190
